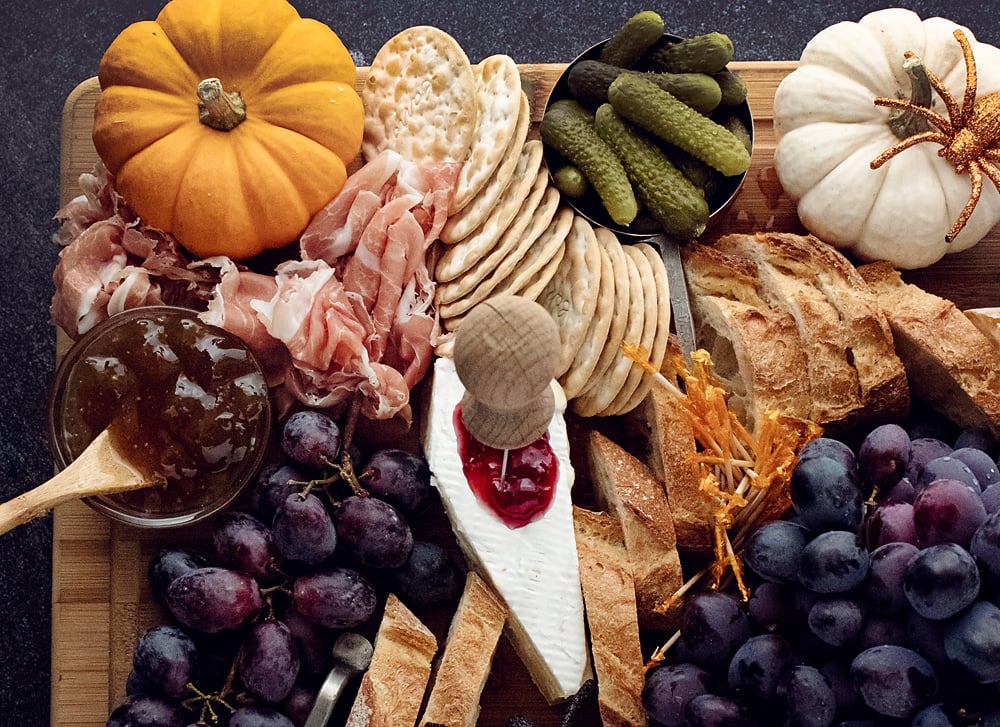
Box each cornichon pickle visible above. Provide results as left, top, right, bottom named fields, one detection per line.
left=552, top=165, right=589, bottom=198
left=567, top=59, right=721, bottom=114
left=594, top=104, right=709, bottom=240
left=540, top=99, right=638, bottom=225
left=647, top=32, right=734, bottom=74
left=713, top=68, right=748, bottom=106
left=608, top=73, right=751, bottom=177
left=598, top=10, right=665, bottom=68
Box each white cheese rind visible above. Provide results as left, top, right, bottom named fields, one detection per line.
left=423, top=357, right=589, bottom=703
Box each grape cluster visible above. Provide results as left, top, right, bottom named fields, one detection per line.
left=107, top=409, right=461, bottom=727
left=643, top=420, right=1000, bottom=727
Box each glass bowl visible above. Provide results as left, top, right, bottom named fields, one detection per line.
left=541, top=32, right=754, bottom=239
left=48, top=306, right=272, bottom=528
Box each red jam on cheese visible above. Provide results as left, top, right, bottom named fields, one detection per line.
left=453, top=404, right=558, bottom=528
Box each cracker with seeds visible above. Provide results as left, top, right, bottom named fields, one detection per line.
left=440, top=92, right=532, bottom=243
left=362, top=26, right=478, bottom=165
left=450, top=55, right=524, bottom=214
left=435, top=139, right=544, bottom=283
left=537, top=215, right=603, bottom=378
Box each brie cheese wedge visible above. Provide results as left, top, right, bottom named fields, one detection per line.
left=422, top=356, right=590, bottom=703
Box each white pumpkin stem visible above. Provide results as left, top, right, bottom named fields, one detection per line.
left=888, top=56, right=935, bottom=140
left=197, top=78, right=247, bottom=131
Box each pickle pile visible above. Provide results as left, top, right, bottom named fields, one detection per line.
left=540, top=10, right=752, bottom=239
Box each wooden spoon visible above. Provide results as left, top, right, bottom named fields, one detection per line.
left=0, top=428, right=151, bottom=535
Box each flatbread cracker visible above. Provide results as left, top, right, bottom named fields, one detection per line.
left=435, top=167, right=554, bottom=312
left=573, top=234, right=645, bottom=417
left=362, top=26, right=477, bottom=164
left=612, top=242, right=673, bottom=415
left=450, top=55, right=523, bottom=214
left=439, top=92, right=532, bottom=243
left=435, top=139, right=544, bottom=283
left=537, top=215, right=602, bottom=378
left=516, top=237, right=568, bottom=302
left=560, top=230, right=617, bottom=400
left=602, top=244, right=660, bottom=416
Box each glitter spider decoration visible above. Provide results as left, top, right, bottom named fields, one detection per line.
left=870, top=28, right=1000, bottom=243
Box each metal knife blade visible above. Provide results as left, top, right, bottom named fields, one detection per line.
left=653, top=233, right=697, bottom=360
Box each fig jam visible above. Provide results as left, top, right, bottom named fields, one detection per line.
left=453, top=404, right=558, bottom=528
left=51, top=307, right=270, bottom=522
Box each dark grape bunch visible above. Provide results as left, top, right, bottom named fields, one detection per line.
left=107, top=408, right=461, bottom=727
left=644, top=420, right=1000, bottom=727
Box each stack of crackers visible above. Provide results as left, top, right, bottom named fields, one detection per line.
left=361, top=25, right=674, bottom=417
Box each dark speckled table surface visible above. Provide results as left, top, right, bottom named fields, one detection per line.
left=1, top=1, right=998, bottom=725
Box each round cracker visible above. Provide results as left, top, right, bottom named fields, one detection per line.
left=612, top=242, right=673, bottom=415
left=435, top=168, right=554, bottom=313
left=601, top=244, right=661, bottom=416
left=439, top=92, right=531, bottom=243
left=559, top=228, right=617, bottom=400
left=450, top=55, right=523, bottom=214
left=435, top=139, right=544, bottom=283
left=537, top=215, right=602, bottom=378
left=513, top=226, right=569, bottom=301
left=572, top=235, right=645, bottom=417
left=362, top=26, right=477, bottom=165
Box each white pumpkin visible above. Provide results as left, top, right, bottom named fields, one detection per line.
left=773, top=8, right=1000, bottom=269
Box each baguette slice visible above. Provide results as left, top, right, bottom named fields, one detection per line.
left=965, top=307, right=1000, bottom=350
left=859, top=261, right=1000, bottom=436
left=714, top=232, right=908, bottom=432
left=419, top=572, right=507, bottom=727
left=636, top=377, right=712, bottom=553
left=346, top=594, right=438, bottom=727
left=682, top=241, right=810, bottom=433
left=587, top=430, right=683, bottom=631
left=573, top=507, right=648, bottom=727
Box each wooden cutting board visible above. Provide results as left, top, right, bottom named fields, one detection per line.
left=51, top=62, right=1000, bottom=727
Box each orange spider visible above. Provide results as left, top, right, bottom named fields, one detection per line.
left=870, top=28, right=1000, bottom=242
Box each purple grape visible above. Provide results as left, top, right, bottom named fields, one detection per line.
left=212, top=511, right=280, bottom=583
left=272, top=492, right=337, bottom=566
left=333, top=495, right=413, bottom=569
left=912, top=478, right=987, bottom=548
left=857, top=423, right=910, bottom=493
left=389, top=541, right=462, bottom=608
left=683, top=693, right=749, bottom=727
left=911, top=703, right=958, bottom=727
left=283, top=604, right=335, bottom=677
left=971, top=510, right=1000, bottom=584
left=747, top=581, right=795, bottom=630
left=281, top=685, right=316, bottom=726
left=228, top=706, right=295, bottom=727
left=905, top=438, right=954, bottom=484
left=165, top=567, right=263, bottom=633
left=106, top=695, right=188, bottom=727
left=790, top=456, right=864, bottom=533
left=807, top=597, right=865, bottom=647
left=798, top=437, right=856, bottom=470
left=237, top=620, right=300, bottom=704
left=797, top=530, right=869, bottom=594
left=247, top=463, right=308, bottom=521
left=743, top=520, right=809, bottom=583
left=952, top=447, right=1000, bottom=489
left=292, top=567, right=377, bottom=629
left=983, top=483, right=1000, bottom=514
left=875, top=476, right=916, bottom=505
left=727, top=633, right=794, bottom=703
left=864, top=541, right=919, bottom=614
left=642, top=662, right=714, bottom=727
left=856, top=614, right=906, bottom=650
left=915, top=456, right=981, bottom=494
left=131, top=626, right=199, bottom=699
left=904, top=543, right=981, bottom=620
left=850, top=645, right=937, bottom=718
left=776, top=664, right=837, bottom=727
left=954, top=427, right=997, bottom=453
left=904, top=610, right=950, bottom=667
left=865, top=501, right=917, bottom=548
left=148, top=549, right=209, bottom=604
left=281, top=410, right=341, bottom=470
left=675, top=591, right=752, bottom=672
left=361, top=448, right=434, bottom=516
left=942, top=600, right=1000, bottom=683
left=819, top=659, right=863, bottom=715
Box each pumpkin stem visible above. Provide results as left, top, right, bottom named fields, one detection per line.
left=198, top=78, right=246, bottom=131
left=888, top=55, right=935, bottom=140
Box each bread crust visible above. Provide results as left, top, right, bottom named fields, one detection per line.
left=859, top=261, right=1000, bottom=436
left=573, top=506, right=648, bottom=727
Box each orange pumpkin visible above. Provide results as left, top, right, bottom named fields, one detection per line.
left=92, top=0, right=363, bottom=260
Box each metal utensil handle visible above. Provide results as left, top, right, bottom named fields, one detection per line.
left=653, top=233, right=697, bottom=359
left=303, top=664, right=351, bottom=727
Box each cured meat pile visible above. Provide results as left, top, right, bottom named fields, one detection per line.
left=51, top=150, right=455, bottom=424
